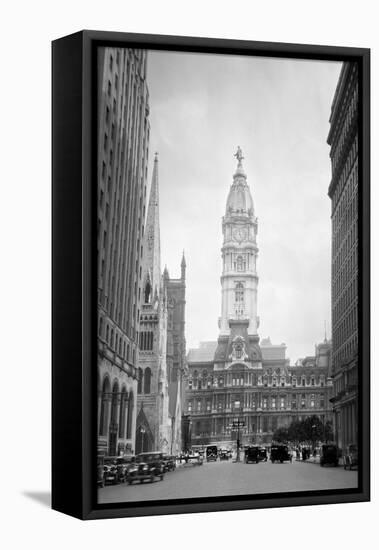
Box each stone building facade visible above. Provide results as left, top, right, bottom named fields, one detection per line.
left=135, top=155, right=186, bottom=455
left=185, top=149, right=333, bottom=448
left=327, top=62, right=359, bottom=449
left=97, top=48, right=150, bottom=456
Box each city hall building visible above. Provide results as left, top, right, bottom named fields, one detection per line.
left=185, top=149, right=333, bottom=448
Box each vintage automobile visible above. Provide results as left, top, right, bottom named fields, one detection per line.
left=343, top=444, right=358, bottom=470
left=320, top=444, right=339, bottom=467
left=206, top=445, right=218, bottom=462
left=97, top=455, right=105, bottom=488
left=258, top=447, right=268, bottom=462
left=270, top=445, right=292, bottom=463
left=116, top=455, right=136, bottom=482
left=162, top=454, right=176, bottom=472
left=103, top=457, right=119, bottom=484
left=244, top=446, right=260, bottom=464
left=127, top=452, right=165, bottom=484
left=219, top=449, right=229, bottom=461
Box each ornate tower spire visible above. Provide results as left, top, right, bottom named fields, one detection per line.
left=219, top=149, right=259, bottom=336
left=142, top=153, right=161, bottom=304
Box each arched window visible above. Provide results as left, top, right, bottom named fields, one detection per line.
left=110, top=380, right=119, bottom=425
left=144, top=367, right=151, bottom=394
left=137, top=368, right=143, bottom=394
left=126, top=392, right=134, bottom=438
left=119, top=387, right=127, bottom=437
left=99, top=377, right=111, bottom=436
left=144, top=279, right=151, bottom=303
left=235, top=282, right=244, bottom=302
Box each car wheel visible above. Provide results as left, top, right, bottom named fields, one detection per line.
left=320, top=462, right=324, bottom=467
left=128, top=479, right=132, bottom=485
left=160, top=474, right=164, bottom=481
left=349, top=463, right=352, bottom=471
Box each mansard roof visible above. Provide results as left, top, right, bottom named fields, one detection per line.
left=187, top=341, right=217, bottom=363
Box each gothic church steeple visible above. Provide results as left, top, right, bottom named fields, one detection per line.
left=142, top=153, right=161, bottom=304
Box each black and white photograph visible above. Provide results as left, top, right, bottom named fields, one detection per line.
left=96, top=46, right=360, bottom=505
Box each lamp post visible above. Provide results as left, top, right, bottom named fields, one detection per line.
left=231, top=417, right=245, bottom=462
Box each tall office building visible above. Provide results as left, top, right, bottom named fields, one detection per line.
left=327, top=62, right=359, bottom=449
left=97, top=48, right=150, bottom=456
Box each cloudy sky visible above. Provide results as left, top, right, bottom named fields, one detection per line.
left=145, top=50, right=341, bottom=363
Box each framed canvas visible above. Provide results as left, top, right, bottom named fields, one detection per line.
left=52, top=30, right=370, bottom=520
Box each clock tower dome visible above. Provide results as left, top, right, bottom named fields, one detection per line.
left=219, top=147, right=259, bottom=337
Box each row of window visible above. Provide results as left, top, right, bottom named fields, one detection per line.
left=98, top=316, right=136, bottom=364
left=332, top=301, right=358, bottom=353
left=330, top=85, right=357, bottom=177
left=331, top=134, right=358, bottom=213
left=188, top=393, right=326, bottom=413
left=137, top=367, right=151, bottom=394
left=139, top=331, right=153, bottom=351
left=98, top=377, right=134, bottom=439
left=188, top=375, right=326, bottom=390
left=333, top=333, right=358, bottom=369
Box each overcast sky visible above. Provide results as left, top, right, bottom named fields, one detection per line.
left=145, top=50, right=341, bottom=363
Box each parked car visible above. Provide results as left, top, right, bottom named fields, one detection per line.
left=206, top=445, right=218, bottom=462
left=258, top=447, right=268, bottom=462
left=270, top=445, right=292, bottom=463
left=320, top=444, right=339, bottom=467
left=162, top=454, right=176, bottom=472
left=116, top=455, right=136, bottom=482
left=103, top=457, right=119, bottom=484
left=219, top=449, right=229, bottom=461
left=127, top=452, right=165, bottom=484
left=244, top=446, right=260, bottom=464
left=97, top=455, right=105, bottom=488
left=343, top=444, right=358, bottom=470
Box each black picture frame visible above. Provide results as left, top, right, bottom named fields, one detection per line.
left=52, top=30, right=370, bottom=520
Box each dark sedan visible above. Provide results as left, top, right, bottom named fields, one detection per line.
left=127, top=452, right=165, bottom=484
left=270, top=445, right=292, bottom=463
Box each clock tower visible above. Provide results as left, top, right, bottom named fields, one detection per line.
left=219, top=147, right=259, bottom=337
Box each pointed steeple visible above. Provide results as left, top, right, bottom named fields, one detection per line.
left=181, top=250, right=186, bottom=281
left=142, top=153, right=161, bottom=303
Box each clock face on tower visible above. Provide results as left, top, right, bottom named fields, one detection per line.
left=233, top=227, right=247, bottom=242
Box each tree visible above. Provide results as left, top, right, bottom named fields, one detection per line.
left=272, top=427, right=289, bottom=443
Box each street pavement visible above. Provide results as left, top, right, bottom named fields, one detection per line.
left=98, top=458, right=358, bottom=504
